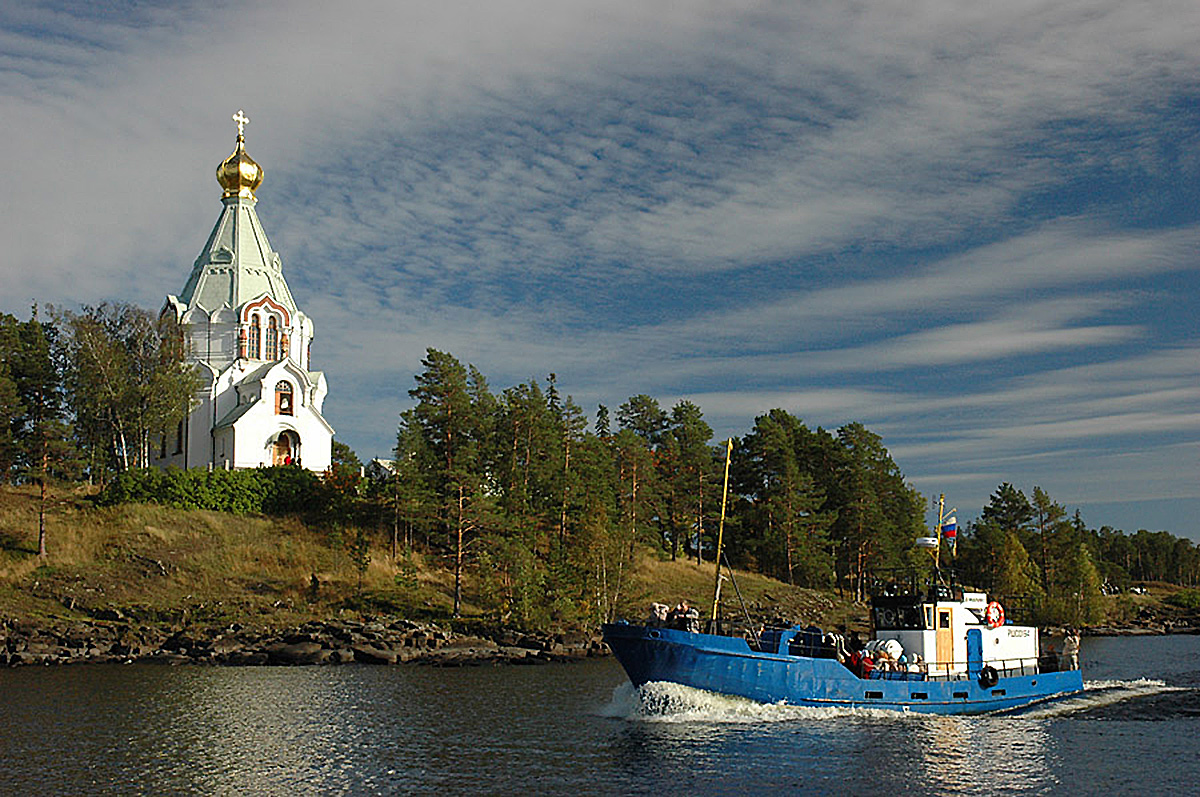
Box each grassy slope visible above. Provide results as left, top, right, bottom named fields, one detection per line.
left=10, top=485, right=1184, bottom=635
left=0, top=485, right=870, bottom=633
left=0, top=485, right=442, bottom=629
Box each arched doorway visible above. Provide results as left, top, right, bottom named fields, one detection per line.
left=272, top=430, right=300, bottom=466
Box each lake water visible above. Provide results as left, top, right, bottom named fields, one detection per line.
left=1, top=635, right=1196, bottom=795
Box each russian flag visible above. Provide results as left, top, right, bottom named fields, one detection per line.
left=940, top=515, right=958, bottom=539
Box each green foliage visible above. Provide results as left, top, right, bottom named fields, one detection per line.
left=97, top=465, right=327, bottom=517
left=1165, top=589, right=1200, bottom=610
left=20, top=322, right=1200, bottom=625
left=55, top=302, right=201, bottom=475
left=349, top=526, right=371, bottom=592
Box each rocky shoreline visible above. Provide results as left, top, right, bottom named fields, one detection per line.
left=1085, top=622, right=1200, bottom=636
left=1, top=616, right=608, bottom=668
left=6, top=612, right=1196, bottom=669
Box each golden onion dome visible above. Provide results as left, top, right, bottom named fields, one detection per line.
left=216, top=110, right=263, bottom=199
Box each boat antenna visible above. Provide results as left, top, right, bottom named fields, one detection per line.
left=709, top=438, right=733, bottom=628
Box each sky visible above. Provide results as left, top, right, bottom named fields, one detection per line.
left=2, top=1, right=1199, bottom=541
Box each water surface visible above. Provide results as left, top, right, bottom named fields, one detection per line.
left=1, top=635, right=1196, bottom=795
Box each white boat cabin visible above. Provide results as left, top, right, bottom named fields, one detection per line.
left=871, top=585, right=1038, bottom=677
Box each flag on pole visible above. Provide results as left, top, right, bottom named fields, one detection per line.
left=941, top=514, right=958, bottom=555
left=940, top=515, right=957, bottom=539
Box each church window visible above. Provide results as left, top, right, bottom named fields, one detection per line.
left=238, top=328, right=247, bottom=359
left=249, top=316, right=261, bottom=359
left=276, top=381, right=294, bottom=415
left=266, top=316, right=279, bottom=360
left=280, top=332, right=289, bottom=358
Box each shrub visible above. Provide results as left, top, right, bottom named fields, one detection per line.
left=96, top=466, right=334, bottom=518
left=1165, top=589, right=1200, bottom=611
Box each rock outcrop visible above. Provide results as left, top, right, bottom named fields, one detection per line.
left=0, top=617, right=608, bottom=668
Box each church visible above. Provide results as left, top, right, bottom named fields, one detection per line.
left=155, top=111, right=334, bottom=472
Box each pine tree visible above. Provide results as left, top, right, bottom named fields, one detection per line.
left=10, top=308, right=73, bottom=555
left=402, top=348, right=495, bottom=617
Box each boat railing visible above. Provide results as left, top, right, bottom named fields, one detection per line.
left=907, top=656, right=1041, bottom=680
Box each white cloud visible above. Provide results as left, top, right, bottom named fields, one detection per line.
left=5, top=0, right=1200, bottom=538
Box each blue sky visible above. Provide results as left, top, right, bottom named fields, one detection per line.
left=3, top=1, right=1199, bottom=540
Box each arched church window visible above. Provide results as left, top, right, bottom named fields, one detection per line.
left=276, top=380, right=294, bottom=415
left=280, top=332, right=289, bottom=358
left=266, top=316, right=279, bottom=360
left=249, top=317, right=261, bottom=359
left=238, top=328, right=247, bottom=359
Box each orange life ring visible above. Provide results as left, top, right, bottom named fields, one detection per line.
left=985, top=601, right=1005, bottom=629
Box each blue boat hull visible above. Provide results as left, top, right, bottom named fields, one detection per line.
left=603, top=623, right=1084, bottom=715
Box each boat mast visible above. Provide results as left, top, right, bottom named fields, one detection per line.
left=935, top=493, right=945, bottom=571
left=709, top=438, right=733, bottom=626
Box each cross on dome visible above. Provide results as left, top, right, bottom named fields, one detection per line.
left=232, top=109, right=250, bottom=138
left=217, top=110, right=263, bottom=198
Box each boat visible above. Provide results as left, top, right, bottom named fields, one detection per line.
left=603, top=581, right=1084, bottom=715
left=602, top=455, right=1084, bottom=715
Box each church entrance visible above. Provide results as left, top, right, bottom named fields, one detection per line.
left=272, top=430, right=299, bottom=466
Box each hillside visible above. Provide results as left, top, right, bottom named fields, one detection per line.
left=6, top=485, right=1192, bottom=669
left=0, top=485, right=864, bottom=638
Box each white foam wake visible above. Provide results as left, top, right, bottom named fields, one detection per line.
left=1015, top=677, right=1180, bottom=718
left=600, top=677, right=1184, bottom=723
left=598, top=680, right=908, bottom=723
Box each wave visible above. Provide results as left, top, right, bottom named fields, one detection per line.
left=1003, top=678, right=1181, bottom=719
left=599, top=681, right=915, bottom=723
left=599, top=677, right=1187, bottom=723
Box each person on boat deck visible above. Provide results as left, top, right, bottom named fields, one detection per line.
left=1061, top=629, right=1081, bottom=670
left=667, top=602, right=700, bottom=632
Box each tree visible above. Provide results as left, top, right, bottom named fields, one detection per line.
left=0, top=313, right=23, bottom=482
left=349, top=526, right=371, bottom=593
left=831, top=422, right=923, bottom=599
left=617, top=394, right=667, bottom=446
left=981, top=483, right=1034, bottom=536
left=736, top=410, right=833, bottom=586
left=401, top=348, right=495, bottom=617
left=1031, top=486, right=1068, bottom=593
left=57, top=303, right=199, bottom=474
left=331, top=439, right=362, bottom=475
left=9, top=308, right=74, bottom=555
left=1050, top=543, right=1103, bottom=626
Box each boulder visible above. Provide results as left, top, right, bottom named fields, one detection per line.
left=267, top=641, right=330, bottom=665
left=352, top=644, right=398, bottom=665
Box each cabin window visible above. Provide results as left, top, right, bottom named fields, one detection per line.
left=265, top=316, right=279, bottom=360
left=276, top=381, right=294, bottom=415
left=248, top=316, right=261, bottom=359
left=865, top=691, right=883, bottom=699
left=873, top=604, right=924, bottom=630
left=939, top=610, right=951, bottom=630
